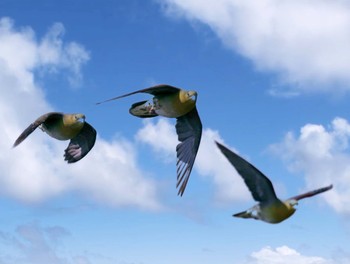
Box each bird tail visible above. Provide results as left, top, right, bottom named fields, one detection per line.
left=233, top=210, right=253, bottom=219
left=129, top=100, right=158, bottom=118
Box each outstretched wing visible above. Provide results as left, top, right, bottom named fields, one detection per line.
left=13, top=112, right=62, bottom=147
left=215, top=141, right=279, bottom=203
left=64, top=122, right=97, bottom=163
left=175, top=107, right=202, bottom=196
left=288, top=184, right=333, bottom=201
left=96, top=84, right=180, bottom=105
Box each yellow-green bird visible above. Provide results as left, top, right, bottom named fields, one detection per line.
left=13, top=112, right=96, bottom=163
left=97, top=84, right=202, bottom=196
left=215, top=141, right=333, bottom=224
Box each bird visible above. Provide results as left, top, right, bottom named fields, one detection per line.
left=13, top=112, right=96, bottom=163
left=97, top=84, right=202, bottom=196
left=215, top=141, right=333, bottom=224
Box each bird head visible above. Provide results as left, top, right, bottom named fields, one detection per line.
left=62, top=114, right=86, bottom=130
left=179, top=90, right=198, bottom=104
left=186, top=90, right=198, bottom=102
left=74, top=113, right=86, bottom=122
left=285, top=199, right=298, bottom=209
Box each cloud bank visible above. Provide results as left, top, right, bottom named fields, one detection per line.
left=270, top=117, right=350, bottom=215
left=0, top=17, right=160, bottom=210
left=0, top=16, right=251, bottom=210
left=161, top=0, right=350, bottom=95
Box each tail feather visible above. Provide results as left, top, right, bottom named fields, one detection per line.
left=233, top=210, right=253, bottom=219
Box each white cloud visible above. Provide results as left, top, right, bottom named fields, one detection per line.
left=67, top=138, right=160, bottom=209
left=0, top=18, right=89, bottom=88
left=0, top=17, right=161, bottom=210
left=136, top=118, right=178, bottom=163
left=38, top=22, right=90, bottom=87
left=270, top=117, right=350, bottom=214
left=135, top=118, right=251, bottom=203
left=245, top=246, right=331, bottom=264
left=161, top=0, right=350, bottom=95
left=195, top=128, right=250, bottom=203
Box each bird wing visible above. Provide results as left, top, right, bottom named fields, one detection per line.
left=175, top=107, right=202, bottom=196
left=215, top=141, right=278, bottom=203
left=13, top=112, right=62, bottom=147
left=64, top=122, right=97, bottom=163
left=288, top=184, right=333, bottom=201
left=129, top=100, right=158, bottom=118
left=96, top=84, right=180, bottom=104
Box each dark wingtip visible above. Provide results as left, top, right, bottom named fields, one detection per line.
left=215, top=140, right=223, bottom=148
left=215, top=140, right=227, bottom=154
left=176, top=177, right=186, bottom=197
left=95, top=96, right=120, bottom=105
left=290, top=183, right=334, bottom=201
left=12, top=138, right=23, bottom=148
left=177, top=188, right=185, bottom=197
left=322, top=184, right=334, bottom=193
left=95, top=99, right=110, bottom=105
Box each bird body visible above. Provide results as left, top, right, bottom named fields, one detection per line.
left=151, top=90, right=197, bottom=118
left=40, top=113, right=85, bottom=140
left=234, top=200, right=296, bottom=224
left=215, top=141, right=332, bottom=224
left=260, top=200, right=296, bottom=223
left=97, top=84, right=202, bottom=196
left=13, top=112, right=96, bottom=163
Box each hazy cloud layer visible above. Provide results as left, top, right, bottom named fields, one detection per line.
left=270, top=117, right=350, bottom=215
left=161, top=0, right=350, bottom=95
left=2, top=225, right=347, bottom=264
left=0, top=17, right=160, bottom=210
left=0, top=223, right=101, bottom=264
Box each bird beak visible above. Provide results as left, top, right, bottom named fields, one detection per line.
left=291, top=199, right=298, bottom=207
left=77, top=114, right=86, bottom=122
left=189, top=91, right=197, bottom=101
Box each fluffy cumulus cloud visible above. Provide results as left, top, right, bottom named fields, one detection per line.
left=136, top=118, right=252, bottom=203
left=161, top=0, right=350, bottom=95
left=245, top=246, right=331, bottom=264
left=270, top=117, right=350, bottom=215
left=136, top=118, right=178, bottom=163
left=38, top=22, right=90, bottom=87
left=0, top=17, right=160, bottom=210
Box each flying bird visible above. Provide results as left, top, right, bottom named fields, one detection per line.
left=97, top=84, right=202, bottom=196
left=215, top=141, right=333, bottom=224
left=13, top=112, right=96, bottom=163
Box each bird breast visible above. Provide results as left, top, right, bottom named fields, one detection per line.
left=260, top=202, right=296, bottom=224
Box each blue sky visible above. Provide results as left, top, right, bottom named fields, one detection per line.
left=1, top=0, right=350, bottom=263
